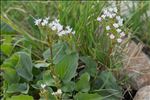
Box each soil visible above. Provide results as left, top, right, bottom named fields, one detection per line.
left=123, top=89, right=137, bottom=100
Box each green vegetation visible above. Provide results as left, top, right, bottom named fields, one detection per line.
left=1, top=1, right=149, bottom=100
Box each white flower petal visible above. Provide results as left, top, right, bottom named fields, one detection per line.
left=34, top=18, right=42, bottom=25
left=57, top=30, right=65, bottom=36
left=113, top=7, right=118, bottom=13
left=97, top=17, right=102, bottom=22
left=51, top=92, right=56, bottom=95
left=101, top=14, right=106, bottom=19
left=41, top=84, right=46, bottom=88
left=117, top=38, right=122, bottom=43
left=66, top=26, right=72, bottom=34
left=116, top=28, right=122, bottom=33
left=51, top=26, right=56, bottom=31
left=109, top=34, right=115, bottom=39
left=111, top=13, right=116, bottom=17
left=57, top=89, right=62, bottom=94
left=72, top=31, right=75, bottom=35
left=113, top=23, right=119, bottom=28
left=56, top=24, right=63, bottom=32
left=116, top=16, right=121, bottom=20
left=106, top=26, right=110, bottom=30
left=120, top=32, right=125, bottom=37
left=103, top=9, right=108, bottom=15
left=108, top=8, right=113, bottom=12
left=118, top=19, right=123, bottom=26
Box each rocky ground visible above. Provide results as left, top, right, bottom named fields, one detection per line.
left=123, top=41, right=150, bottom=100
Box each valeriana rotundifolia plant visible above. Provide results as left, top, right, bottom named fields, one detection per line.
left=34, top=17, right=76, bottom=99
left=97, top=6, right=127, bottom=43
left=96, top=5, right=129, bottom=59
left=33, top=5, right=129, bottom=99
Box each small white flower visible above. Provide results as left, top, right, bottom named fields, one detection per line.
left=72, top=31, right=75, bottom=35
left=51, top=89, right=62, bottom=96
left=41, top=17, right=49, bottom=26
left=118, top=18, right=123, bottom=21
left=41, top=20, right=48, bottom=26
left=106, top=26, right=111, bottom=30
left=103, top=9, right=108, bottom=15
left=111, top=13, right=116, bottom=17
left=51, top=26, right=56, bottom=31
left=49, top=23, right=53, bottom=28
left=104, top=12, right=110, bottom=16
left=97, top=17, right=102, bottom=22
left=113, top=23, right=119, bottom=28
left=113, top=7, right=118, bottom=13
left=66, top=26, right=72, bottom=34
left=118, top=19, right=123, bottom=26
left=106, top=13, right=113, bottom=18
left=120, top=32, right=125, bottom=37
left=111, top=3, right=116, bottom=8
left=109, top=34, right=115, bottom=39
left=57, top=30, right=65, bottom=36
left=41, top=84, right=46, bottom=89
left=51, top=92, right=56, bottom=95
left=116, top=16, right=121, bottom=21
left=108, top=8, right=113, bottom=12
left=66, top=26, right=70, bottom=30
left=57, top=89, right=62, bottom=95
left=101, top=14, right=106, bottom=19
left=117, top=38, right=122, bottom=43
left=34, top=18, right=42, bottom=25
left=116, top=28, right=122, bottom=33
left=56, top=23, right=63, bottom=32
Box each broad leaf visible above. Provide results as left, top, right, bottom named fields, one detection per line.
left=55, top=52, right=79, bottom=82
left=80, top=56, right=97, bottom=76
left=37, top=70, right=55, bottom=87
left=6, top=83, right=29, bottom=94
left=1, top=52, right=33, bottom=82
left=99, top=71, right=121, bottom=91
left=74, top=92, right=102, bottom=100
left=42, top=70, right=55, bottom=86
left=15, top=52, right=33, bottom=81
left=75, top=72, right=90, bottom=92
left=98, top=71, right=122, bottom=99
left=1, top=53, right=19, bottom=69
left=2, top=67, right=20, bottom=83
left=43, top=42, right=68, bottom=64
left=61, top=81, right=75, bottom=92
left=6, top=94, right=33, bottom=100
left=1, top=53, right=20, bottom=83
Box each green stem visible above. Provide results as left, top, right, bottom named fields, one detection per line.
left=47, top=34, right=61, bottom=95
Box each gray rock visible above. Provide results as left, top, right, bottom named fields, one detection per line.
left=123, top=41, right=150, bottom=90
left=133, top=85, right=150, bottom=100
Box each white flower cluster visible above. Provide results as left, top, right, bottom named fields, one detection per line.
left=34, top=17, right=75, bottom=36
left=41, top=84, right=46, bottom=89
left=51, top=89, right=62, bottom=96
left=97, top=6, right=126, bottom=43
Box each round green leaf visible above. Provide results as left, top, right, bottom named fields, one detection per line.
left=55, top=52, right=79, bottom=83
